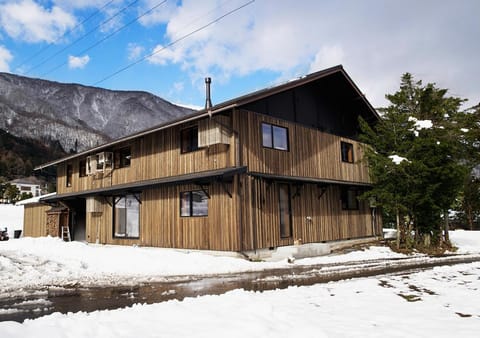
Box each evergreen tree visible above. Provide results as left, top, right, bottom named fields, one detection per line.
left=3, top=184, right=20, bottom=204
left=360, top=73, right=468, bottom=250
left=454, top=104, right=480, bottom=229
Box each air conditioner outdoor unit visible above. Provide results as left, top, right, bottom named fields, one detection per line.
left=96, top=152, right=113, bottom=172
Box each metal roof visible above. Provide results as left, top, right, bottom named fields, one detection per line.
left=40, top=166, right=246, bottom=202
left=35, top=65, right=378, bottom=170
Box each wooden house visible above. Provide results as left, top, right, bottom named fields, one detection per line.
left=32, top=65, right=381, bottom=252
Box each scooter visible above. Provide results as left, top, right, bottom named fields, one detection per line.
left=0, top=228, right=9, bottom=241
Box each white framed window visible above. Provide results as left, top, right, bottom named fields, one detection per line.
left=113, top=194, right=140, bottom=238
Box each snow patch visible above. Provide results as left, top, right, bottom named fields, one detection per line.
left=408, top=116, right=433, bottom=136
left=389, top=154, right=409, bottom=165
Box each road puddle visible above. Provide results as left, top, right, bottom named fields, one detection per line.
left=1, top=254, right=479, bottom=323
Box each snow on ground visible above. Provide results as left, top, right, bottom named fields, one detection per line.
left=0, top=204, right=24, bottom=236
left=0, top=226, right=479, bottom=300
left=1, top=199, right=479, bottom=337
left=1, top=261, right=479, bottom=337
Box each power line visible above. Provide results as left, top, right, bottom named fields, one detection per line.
left=93, top=0, right=255, bottom=87
left=40, top=0, right=168, bottom=78
left=13, top=0, right=116, bottom=71
left=25, top=0, right=140, bottom=76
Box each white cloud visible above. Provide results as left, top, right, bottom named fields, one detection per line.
left=0, top=0, right=76, bottom=43
left=140, top=0, right=480, bottom=108
left=68, top=54, right=90, bottom=69
left=0, top=45, right=13, bottom=72
left=138, top=0, right=180, bottom=26
left=147, top=44, right=182, bottom=65
left=52, top=0, right=111, bottom=10
left=127, top=43, right=145, bottom=61
left=309, top=46, right=345, bottom=73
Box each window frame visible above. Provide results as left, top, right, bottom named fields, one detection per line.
left=79, top=159, right=87, bottom=177
left=180, top=190, right=209, bottom=217
left=66, top=163, right=73, bottom=187
left=117, top=147, right=131, bottom=168
left=180, top=126, right=200, bottom=154
left=341, top=187, right=360, bottom=210
left=113, top=194, right=140, bottom=239
left=262, top=122, right=289, bottom=151
left=278, top=183, right=293, bottom=238
left=341, top=141, right=354, bottom=163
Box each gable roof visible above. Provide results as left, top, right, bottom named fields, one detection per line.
left=35, top=65, right=378, bottom=170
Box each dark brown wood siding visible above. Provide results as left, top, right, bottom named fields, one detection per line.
left=57, top=115, right=234, bottom=195
left=85, top=180, right=240, bottom=251
left=235, top=109, right=370, bottom=184
left=240, top=177, right=380, bottom=250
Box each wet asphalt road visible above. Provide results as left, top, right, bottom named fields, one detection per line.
left=1, top=254, right=479, bottom=323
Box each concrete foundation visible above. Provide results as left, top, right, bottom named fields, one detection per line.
left=243, top=237, right=382, bottom=262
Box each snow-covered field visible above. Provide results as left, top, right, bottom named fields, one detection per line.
left=1, top=246, right=479, bottom=337
left=1, top=203, right=479, bottom=337
left=0, top=236, right=412, bottom=300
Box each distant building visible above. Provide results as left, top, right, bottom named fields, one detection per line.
left=9, top=177, right=44, bottom=197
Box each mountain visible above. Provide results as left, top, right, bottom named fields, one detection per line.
left=0, top=128, right=65, bottom=181
left=0, top=72, right=195, bottom=152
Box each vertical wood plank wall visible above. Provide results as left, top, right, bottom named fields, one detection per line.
left=85, top=181, right=240, bottom=251
left=57, top=114, right=233, bottom=195
left=56, top=107, right=379, bottom=251
left=241, top=178, right=381, bottom=250
left=23, top=204, right=50, bottom=237
left=236, top=110, right=370, bottom=184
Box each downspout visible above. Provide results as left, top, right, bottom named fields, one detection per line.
left=251, top=176, right=258, bottom=252
left=238, top=174, right=243, bottom=252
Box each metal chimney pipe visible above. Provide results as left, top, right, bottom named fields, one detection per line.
left=205, top=77, right=212, bottom=109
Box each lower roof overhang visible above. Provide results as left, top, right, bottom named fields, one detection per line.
left=41, top=166, right=247, bottom=202
left=247, top=172, right=372, bottom=187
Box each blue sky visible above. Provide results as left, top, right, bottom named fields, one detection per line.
left=0, top=0, right=479, bottom=110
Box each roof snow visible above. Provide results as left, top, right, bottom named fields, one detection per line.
left=15, top=192, right=56, bottom=206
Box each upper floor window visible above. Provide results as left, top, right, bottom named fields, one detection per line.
left=180, top=190, right=208, bottom=217
left=66, top=164, right=73, bottom=187
left=79, top=159, right=87, bottom=177
left=262, top=122, right=289, bottom=151
left=341, top=141, right=354, bottom=163
left=117, top=147, right=131, bottom=168
left=341, top=187, right=360, bottom=210
left=181, top=126, right=199, bottom=153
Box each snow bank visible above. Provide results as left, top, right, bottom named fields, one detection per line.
left=0, top=204, right=24, bottom=235
left=0, top=237, right=273, bottom=298
left=1, top=262, right=478, bottom=338
left=1, top=231, right=479, bottom=300
left=450, top=230, right=480, bottom=254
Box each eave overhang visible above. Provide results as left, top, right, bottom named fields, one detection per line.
left=41, top=166, right=246, bottom=202
left=248, top=172, right=372, bottom=187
